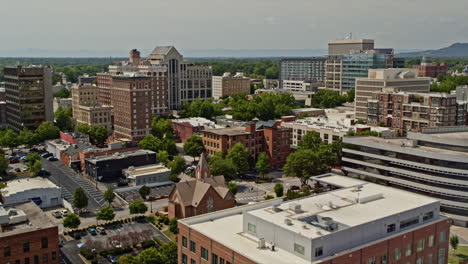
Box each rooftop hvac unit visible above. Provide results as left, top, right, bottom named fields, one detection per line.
left=284, top=218, right=293, bottom=225
left=258, top=238, right=266, bottom=249
left=289, top=203, right=301, bottom=213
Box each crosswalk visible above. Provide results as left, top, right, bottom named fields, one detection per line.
left=235, top=192, right=266, bottom=202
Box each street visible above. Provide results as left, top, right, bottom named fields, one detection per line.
left=234, top=177, right=301, bottom=203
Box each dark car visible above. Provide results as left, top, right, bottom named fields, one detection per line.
left=117, top=180, right=128, bottom=187
left=15, top=168, right=21, bottom=172
left=73, top=232, right=81, bottom=240
left=289, top=185, right=301, bottom=191
left=47, top=157, right=58, bottom=161
left=38, top=169, right=49, bottom=177
left=41, top=153, right=53, bottom=158
left=10, top=158, right=20, bottom=164
left=107, top=255, right=118, bottom=264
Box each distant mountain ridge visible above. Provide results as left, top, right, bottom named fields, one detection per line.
left=398, top=43, right=468, bottom=58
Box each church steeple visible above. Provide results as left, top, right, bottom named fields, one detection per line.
left=196, top=153, right=211, bottom=180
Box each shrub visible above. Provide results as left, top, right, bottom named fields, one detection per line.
left=142, top=240, right=156, bottom=249
left=80, top=248, right=96, bottom=260
left=264, top=195, right=274, bottom=200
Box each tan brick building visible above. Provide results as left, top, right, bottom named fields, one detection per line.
left=167, top=153, right=235, bottom=219
left=71, top=84, right=113, bottom=131
left=202, top=119, right=291, bottom=167
left=212, top=72, right=251, bottom=99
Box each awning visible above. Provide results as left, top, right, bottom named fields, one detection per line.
left=31, top=197, right=42, bottom=205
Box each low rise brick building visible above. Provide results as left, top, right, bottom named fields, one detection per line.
left=178, top=174, right=450, bottom=264
left=413, top=58, right=447, bottom=78
left=0, top=202, right=60, bottom=264
left=167, top=153, right=235, bottom=219
left=172, top=117, right=221, bottom=143
left=202, top=119, right=292, bottom=167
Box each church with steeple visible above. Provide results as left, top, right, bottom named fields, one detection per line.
left=167, top=153, right=235, bottom=219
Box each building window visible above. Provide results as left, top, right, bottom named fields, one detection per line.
left=182, top=254, right=187, bottom=264
left=381, top=254, right=387, bottom=264
left=211, top=253, right=219, bottom=264
left=394, top=248, right=401, bottom=260
left=15, top=260, right=20, bottom=264
left=41, top=237, right=48, bottom=248
left=24, top=257, right=30, bottom=264
left=367, top=257, right=376, bottom=264
left=294, top=243, right=305, bottom=255
left=428, top=235, right=435, bottom=247
left=423, top=211, right=434, bottom=221
left=416, top=257, right=424, bottom=264
left=191, top=259, right=196, bottom=264
left=400, top=216, right=419, bottom=229
left=248, top=223, right=256, bottom=234
left=190, top=240, right=196, bottom=253
left=387, top=223, right=396, bottom=233
left=439, top=231, right=446, bottom=243
left=42, top=253, right=48, bottom=263
left=417, top=239, right=425, bottom=252
left=23, top=240, right=30, bottom=253
left=4, top=246, right=11, bottom=257
left=405, top=243, right=412, bottom=256
left=182, top=236, right=187, bottom=247
left=201, top=247, right=209, bottom=260
left=51, top=252, right=57, bottom=260
left=314, top=246, right=323, bottom=257
left=219, top=258, right=225, bottom=264
left=34, top=255, right=39, bottom=264
left=437, top=248, right=446, bottom=264
left=428, top=253, right=433, bottom=264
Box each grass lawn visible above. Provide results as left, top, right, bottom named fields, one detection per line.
left=449, top=246, right=468, bottom=264
left=162, top=229, right=177, bottom=241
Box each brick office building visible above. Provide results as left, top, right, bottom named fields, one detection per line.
left=167, top=153, right=235, bottom=219
left=413, top=58, right=447, bottom=78
left=0, top=202, right=60, bottom=264
left=172, top=117, right=220, bottom=143
left=202, top=119, right=292, bottom=167
left=178, top=174, right=450, bottom=264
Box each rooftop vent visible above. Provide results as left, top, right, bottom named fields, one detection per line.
left=289, top=203, right=301, bottom=213
left=358, top=193, right=383, bottom=204
left=272, top=205, right=282, bottom=212
left=284, top=218, right=293, bottom=225
left=258, top=238, right=266, bottom=249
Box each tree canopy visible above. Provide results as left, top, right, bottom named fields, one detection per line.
left=431, top=75, right=468, bottom=93
left=96, top=206, right=115, bottom=221
left=53, top=87, right=71, bottom=98
left=139, top=135, right=178, bottom=156
left=183, top=135, right=204, bottom=161
left=63, top=213, right=81, bottom=229
left=129, top=200, right=148, bottom=214
left=179, top=98, right=223, bottom=119
left=226, top=143, right=250, bottom=176
left=73, top=187, right=88, bottom=210
left=54, top=107, right=73, bottom=131
left=283, top=149, right=328, bottom=186
left=228, top=92, right=297, bottom=121
left=255, top=152, right=271, bottom=178
left=311, top=90, right=349, bottom=108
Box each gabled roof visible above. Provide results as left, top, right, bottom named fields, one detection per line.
left=173, top=174, right=230, bottom=207
left=150, top=46, right=175, bottom=55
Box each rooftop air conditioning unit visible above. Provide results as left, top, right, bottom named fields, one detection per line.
left=289, top=203, right=301, bottom=213
left=258, top=238, right=266, bottom=249
left=284, top=218, right=293, bottom=225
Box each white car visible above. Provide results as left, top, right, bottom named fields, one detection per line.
left=52, top=211, right=62, bottom=218
left=60, top=210, right=69, bottom=217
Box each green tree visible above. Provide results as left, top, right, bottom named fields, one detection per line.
left=0, top=155, right=9, bottom=176
left=228, top=181, right=238, bottom=195
left=129, top=200, right=148, bottom=214
left=169, top=218, right=178, bottom=234
left=151, top=117, right=174, bottom=139
left=0, top=129, right=19, bottom=149
left=27, top=152, right=41, bottom=164
left=157, top=150, right=169, bottom=166
left=73, top=187, right=88, bottom=211
left=139, top=135, right=178, bottom=156
left=35, top=121, right=60, bottom=141
left=210, top=158, right=237, bottom=181
left=168, top=155, right=186, bottom=178
left=311, top=90, right=347, bottom=108
left=53, top=87, right=71, bottom=98
left=156, top=241, right=178, bottom=264
left=96, top=206, right=115, bottom=221
left=255, top=152, right=271, bottom=178
left=283, top=149, right=328, bottom=186
left=18, top=128, right=39, bottom=147
left=274, top=183, right=284, bottom=197
left=63, top=213, right=81, bottom=229
left=117, top=254, right=136, bottom=264
left=450, top=235, right=459, bottom=250
left=300, top=131, right=322, bottom=150
left=29, top=160, right=42, bottom=176
left=226, top=143, right=249, bottom=176
left=139, top=185, right=151, bottom=199
left=346, top=88, right=355, bottom=102
left=103, top=188, right=115, bottom=206
left=54, top=107, right=73, bottom=131
left=75, top=123, right=91, bottom=135
left=89, top=126, right=108, bottom=144
left=183, top=135, right=204, bottom=162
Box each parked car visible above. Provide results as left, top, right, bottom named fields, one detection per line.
left=289, top=185, right=301, bottom=191
left=21, top=167, right=28, bottom=172
left=96, top=226, right=106, bottom=235
left=47, top=157, right=58, bottom=161
left=60, top=210, right=68, bottom=217
left=38, top=169, right=49, bottom=177
left=52, top=211, right=61, bottom=218
left=15, top=168, right=21, bottom=173
left=41, top=153, right=52, bottom=158
left=73, top=232, right=81, bottom=240
left=30, top=148, right=39, bottom=152
left=117, top=180, right=128, bottom=187
left=10, top=158, right=20, bottom=164
left=88, top=228, right=97, bottom=236
left=107, top=255, right=118, bottom=264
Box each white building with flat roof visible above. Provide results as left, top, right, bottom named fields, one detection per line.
left=179, top=174, right=448, bottom=263
left=0, top=178, right=62, bottom=208
left=123, top=164, right=171, bottom=186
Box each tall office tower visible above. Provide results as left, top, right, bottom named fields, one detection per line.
left=326, top=39, right=376, bottom=93
left=3, top=65, right=53, bottom=131
left=341, top=50, right=389, bottom=91
left=279, top=58, right=326, bottom=88
left=355, top=69, right=430, bottom=121
left=212, top=72, right=251, bottom=99
left=147, top=46, right=212, bottom=110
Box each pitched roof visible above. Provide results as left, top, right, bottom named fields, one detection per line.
left=196, top=153, right=210, bottom=179
left=150, top=46, right=175, bottom=55
left=174, top=174, right=230, bottom=207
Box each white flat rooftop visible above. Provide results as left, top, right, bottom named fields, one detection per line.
left=1, top=178, right=59, bottom=196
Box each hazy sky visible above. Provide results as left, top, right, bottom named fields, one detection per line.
left=1, top=0, right=467, bottom=54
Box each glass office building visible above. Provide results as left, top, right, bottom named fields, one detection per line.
left=341, top=53, right=387, bottom=92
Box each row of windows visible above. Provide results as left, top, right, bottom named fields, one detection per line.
left=182, top=237, right=233, bottom=264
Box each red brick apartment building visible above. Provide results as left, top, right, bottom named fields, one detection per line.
left=177, top=174, right=450, bottom=264
left=0, top=202, right=60, bottom=264
left=202, top=119, right=292, bottom=167
left=413, top=59, right=447, bottom=78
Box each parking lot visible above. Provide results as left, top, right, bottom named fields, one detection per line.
left=78, top=221, right=169, bottom=250
left=118, top=184, right=174, bottom=204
